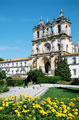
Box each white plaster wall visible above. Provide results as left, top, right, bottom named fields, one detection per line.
left=39, top=29, right=43, bottom=38
left=62, top=39, right=72, bottom=53
left=69, top=65, right=79, bottom=78
left=0, top=60, right=31, bottom=76
left=53, top=24, right=58, bottom=35
left=53, top=39, right=58, bottom=51
left=61, top=23, right=71, bottom=36
left=64, top=55, right=79, bottom=78
left=33, top=31, right=37, bottom=40
left=66, top=56, right=79, bottom=64
left=32, top=44, right=37, bottom=54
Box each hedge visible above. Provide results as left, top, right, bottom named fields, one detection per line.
left=0, top=80, right=4, bottom=85
left=71, top=78, right=79, bottom=85
left=7, top=78, right=24, bottom=86
left=37, top=76, right=62, bottom=84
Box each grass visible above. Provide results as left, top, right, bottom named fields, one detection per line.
left=42, top=87, right=79, bottom=100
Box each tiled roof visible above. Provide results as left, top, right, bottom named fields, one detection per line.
left=64, top=52, right=79, bottom=56
left=0, top=57, right=30, bottom=63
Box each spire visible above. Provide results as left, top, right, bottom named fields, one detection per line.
left=78, top=41, right=79, bottom=46
left=59, top=9, right=64, bottom=17
left=40, top=16, right=43, bottom=24
left=47, top=18, right=49, bottom=22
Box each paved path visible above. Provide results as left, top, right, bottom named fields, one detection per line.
left=0, top=84, right=79, bottom=98
left=0, top=85, right=48, bottom=98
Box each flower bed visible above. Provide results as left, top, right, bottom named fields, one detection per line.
left=0, top=94, right=79, bottom=120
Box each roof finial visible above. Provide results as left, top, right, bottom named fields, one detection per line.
left=40, top=16, right=43, bottom=24
left=61, top=8, right=63, bottom=12
left=47, top=18, right=49, bottom=22
left=41, top=16, right=42, bottom=20
left=60, top=8, right=64, bottom=17
left=78, top=41, right=79, bottom=46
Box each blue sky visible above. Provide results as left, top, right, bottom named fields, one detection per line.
left=0, top=0, right=79, bottom=60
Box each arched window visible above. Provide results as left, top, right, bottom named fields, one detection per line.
left=58, top=25, right=61, bottom=33
left=37, top=31, right=39, bottom=38
left=66, top=45, right=68, bottom=52
left=47, top=28, right=49, bottom=31
left=45, top=43, right=51, bottom=52
left=66, top=25, right=67, bottom=28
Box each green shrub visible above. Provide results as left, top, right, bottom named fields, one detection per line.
left=57, top=80, right=71, bottom=85
left=27, top=69, right=45, bottom=83
left=71, top=78, right=79, bottom=85
left=0, top=80, right=4, bottom=85
left=37, top=76, right=62, bottom=84
left=14, top=78, right=24, bottom=86
left=6, top=77, right=12, bottom=81
left=7, top=78, right=24, bottom=86
left=0, top=71, right=6, bottom=80
left=7, top=79, right=15, bottom=86
left=0, top=85, right=9, bottom=93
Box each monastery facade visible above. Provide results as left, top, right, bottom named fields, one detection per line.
left=0, top=10, right=79, bottom=78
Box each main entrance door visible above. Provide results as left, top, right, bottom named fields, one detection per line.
left=45, top=62, right=50, bottom=73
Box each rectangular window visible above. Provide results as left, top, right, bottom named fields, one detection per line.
left=7, top=63, right=9, bottom=66
left=37, top=31, right=39, bottom=38
left=72, top=57, right=76, bottom=64
left=25, top=62, right=26, bottom=65
left=16, top=62, right=18, bottom=66
left=58, top=25, right=61, bottom=33
left=20, top=62, right=22, bottom=66
left=12, top=63, right=14, bottom=66
left=73, top=69, right=76, bottom=75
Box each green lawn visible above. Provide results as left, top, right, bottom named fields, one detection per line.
left=42, top=87, right=79, bottom=100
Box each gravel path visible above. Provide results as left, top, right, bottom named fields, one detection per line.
left=0, top=84, right=79, bottom=98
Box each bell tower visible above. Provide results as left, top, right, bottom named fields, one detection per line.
left=53, top=9, right=71, bottom=36
left=53, top=9, right=72, bottom=53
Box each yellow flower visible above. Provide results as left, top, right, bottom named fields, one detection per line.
left=62, top=105, right=66, bottom=109
left=41, top=101, right=46, bottom=105
left=40, top=110, right=47, bottom=115
left=60, top=101, right=64, bottom=104
left=74, top=112, right=78, bottom=115
left=0, top=107, right=3, bottom=110
left=33, top=116, right=36, bottom=120
left=17, top=106, right=21, bottom=109
left=6, top=102, right=9, bottom=107
left=17, top=112, right=21, bottom=117
left=23, top=105, right=27, bottom=108
left=67, top=98, right=69, bottom=100
left=69, top=102, right=75, bottom=107
left=30, top=97, right=35, bottom=101
left=76, top=97, right=79, bottom=101
left=22, top=109, right=30, bottom=113
left=68, top=113, right=74, bottom=118
left=63, top=109, right=67, bottom=113
left=67, top=107, right=71, bottom=110
left=28, top=114, right=32, bottom=117
left=51, top=108, right=56, bottom=113
left=22, top=92, right=25, bottom=96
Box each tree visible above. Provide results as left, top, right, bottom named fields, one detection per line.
left=27, top=69, right=45, bottom=83
left=0, top=71, right=6, bottom=80
left=1, top=71, right=6, bottom=79
left=55, top=58, right=71, bottom=81
left=0, top=58, right=4, bottom=61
